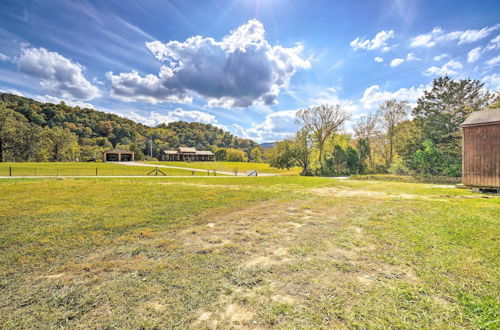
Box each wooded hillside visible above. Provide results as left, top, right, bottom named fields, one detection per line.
left=0, top=93, right=258, bottom=162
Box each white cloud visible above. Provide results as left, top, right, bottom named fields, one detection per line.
left=410, top=27, right=442, bottom=47
left=374, top=57, right=384, bottom=63
left=390, top=58, right=405, bottom=67
left=411, top=24, right=500, bottom=48
left=406, top=52, right=420, bottom=61
left=482, top=73, right=500, bottom=91
left=0, top=52, right=10, bottom=62
left=485, top=55, right=500, bottom=67
left=485, top=35, right=500, bottom=51
left=242, top=110, right=300, bottom=142
left=350, top=30, right=395, bottom=51
left=109, top=19, right=310, bottom=108
left=123, top=108, right=217, bottom=127
left=433, top=53, right=449, bottom=61
left=16, top=47, right=100, bottom=100
left=360, top=84, right=426, bottom=109
left=33, top=94, right=96, bottom=109
left=308, top=87, right=359, bottom=112
left=467, top=47, right=482, bottom=63
left=0, top=88, right=24, bottom=96
left=424, top=60, right=463, bottom=76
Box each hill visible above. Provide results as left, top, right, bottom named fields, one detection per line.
left=0, top=93, right=258, bottom=162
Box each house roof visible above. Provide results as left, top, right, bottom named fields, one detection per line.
left=196, top=150, right=214, bottom=155
left=164, top=150, right=178, bottom=154
left=178, top=147, right=197, bottom=153
left=103, top=148, right=135, bottom=154
left=462, top=108, right=500, bottom=127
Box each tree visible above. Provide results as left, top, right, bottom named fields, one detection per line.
left=270, top=128, right=313, bottom=176
left=249, top=146, right=262, bottom=162
left=226, top=148, right=248, bottom=162
left=39, top=127, right=79, bottom=162
left=297, top=104, right=348, bottom=170
left=0, top=107, right=28, bottom=162
left=411, top=76, right=494, bottom=175
left=377, top=99, right=410, bottom=167
left=352, top=112, right=379, bottom=168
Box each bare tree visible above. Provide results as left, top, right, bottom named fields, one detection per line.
left=352, top=112, right=380, bottom=168
left=297, top=104, right=348, bottom=170
left=377, top=99, right=410, bottom=167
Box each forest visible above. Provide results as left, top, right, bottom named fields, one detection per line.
left=0, top=93, right=259, bottom=162
left=269, top=76, right=499, bottom=178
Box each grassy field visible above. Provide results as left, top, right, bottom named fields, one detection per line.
left=0, top=162, right=217, bottom=177
left=143, top=160, right=301, bottom=175
left=0, top=176, right=498, bottom=328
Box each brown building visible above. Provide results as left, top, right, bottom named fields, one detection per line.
left=102, top=149, right=135, bottom=162
left=461, top=108, right=500, bottom=188
left=161, top=147, right=215, bottom=161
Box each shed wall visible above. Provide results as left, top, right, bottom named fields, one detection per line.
left=462, top=123, right=500, bottom=187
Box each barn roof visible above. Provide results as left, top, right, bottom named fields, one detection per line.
left=178, top=147, right=197, bottom=153
left=103, top=148, right=135, bottom=154
left=196, top=150, right=214, bottom=155
left=462, top=108, right=500, bottom=127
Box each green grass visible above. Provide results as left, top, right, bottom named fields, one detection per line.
left=0, top=162, right=220, bottom=177
left=142, top=160, right=301, bottom=175
left=0, top=177, right=498, bottom=328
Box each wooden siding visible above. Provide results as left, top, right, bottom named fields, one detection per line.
left=462, top=123, right=500, bottom=187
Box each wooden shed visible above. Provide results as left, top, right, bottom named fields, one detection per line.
left=461, top=108, right=500, bottom=188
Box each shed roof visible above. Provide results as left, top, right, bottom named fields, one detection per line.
left=178, top=147, right=197, bottom=153
left=461, top=108, right=500, bottom=127
left=196, top=150, right=214, bottom=155
left=103, top=148, right=135, bottom=154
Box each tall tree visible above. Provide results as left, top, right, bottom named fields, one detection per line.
left=377, top=99, right=410, bottom=167
left=412, top=76, right=494, bottom=175
left=269, top=128, right=313, bottom=175
left=297, top=104, right=347, bottom=170
left=352, top=112, right=379, bottom=168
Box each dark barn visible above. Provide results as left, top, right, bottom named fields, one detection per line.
left=461, top=108, right=500, bottom=189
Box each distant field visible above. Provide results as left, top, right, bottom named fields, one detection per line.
left=142, top=160, right=301, bottom=175
left=0, top=162, right=213, bottom=176
left=0, top=176, right=498, bottom=328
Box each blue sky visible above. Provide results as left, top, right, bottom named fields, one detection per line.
left=0, top=0, right=499, bottom=142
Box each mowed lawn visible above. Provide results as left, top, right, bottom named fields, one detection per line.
left=143, top=161, right=301, bottom=175
left=0, top=177, right=498, bottom=328
left=0, top=162, right=216, bottom=177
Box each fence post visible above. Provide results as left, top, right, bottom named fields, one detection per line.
left=96, top=167, right=98, bottom=176
left=34, top=168, right=37, bottom=176
left=9, top=166, right=12, bottom=176
left=207, top=170, right=210, bottom=176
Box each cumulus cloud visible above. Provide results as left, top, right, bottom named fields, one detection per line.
left=467, top=47, right=482, bottom=63
left=411, top=24, right=500, bottom=48
left=424, top=60, right=463, bottom=76
left=108, top=19, right=310, bottom=108
left=389, top=53, right=419, bottom=67
left=308, top=87, right=358, bottom=112
left=0, top=52, right=10, bottom=62
left=390, top=58, right=405, bottom=67
left=360, top=85, right=426, bottom=109
left=485, top=55, right=500, bottom=67
left=433, top=53, right=450, bottom=61
left=241, top=110, right=300, bottom=142
left=33, top=94, right=97, bottom=109
left=485, top=35, right=500, bottom=51
left=350, top=30, right=395, bottom=51
left=374, top=57, right=384, bottom=63
left=481, top=73, right=500, bottom=91
left=123, top=108, right=217, bottom=127
left=16, top=47, right=100, bottom=100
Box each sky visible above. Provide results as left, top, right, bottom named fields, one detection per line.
left=0, top=0, right=499, bottom=143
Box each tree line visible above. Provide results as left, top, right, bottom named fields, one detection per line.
left=0, top=93, right=261, bottom=162
left=269, top=76, right=498, bottom=177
